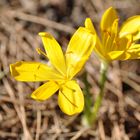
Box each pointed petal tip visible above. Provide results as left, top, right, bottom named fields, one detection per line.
left=84, top=18, right=96, bottom=34
left=108, top=6, right=114, bottom=10
left=106, top=6, right=116, bottom=12
left=85, top=18, right=92, bottom=26
left=10, top=63, right=13, bottom=72
left=85, top=17, right=92, bottom=22
left=9, top=64, right=14, bottom=76
left=31, top=93, right=44, bottom=102
left=38, top=32, right=47, bottom=37
left=31, top=93, right=37, bottom=100
left=100, top=6, right=118, bottom=31
left=10, top=62, right=21, bottom=77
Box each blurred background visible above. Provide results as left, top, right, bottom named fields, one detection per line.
left=0, top=0, right=140, bottom=140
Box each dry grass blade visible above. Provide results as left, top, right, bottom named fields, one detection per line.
left=2, top=10, right=75, bottom=34
left=3, top=78, right=33, bottom=140
left=0, top=0, right=140, bottom=139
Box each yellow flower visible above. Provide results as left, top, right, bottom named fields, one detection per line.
left=85, top=7, right=140, bottom=62
left=10, top=27, right=96, bottom=115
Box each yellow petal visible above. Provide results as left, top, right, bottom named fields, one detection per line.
left=85, top=18, right=104, bottom=59
left=107, top=44, right=140, bottom=60
left=111, top=19, right=119, bottom=36
left=85, top=18, right=96, bottom=34
left=107, top=51, right=124, bottom=61
left=119, top=16, right=140, bottom=41
left=31, top=81, right=59, bottom=101
left=125, top=44, right=140, bottom=59
left=39, top=32, right=66, bottom=75
left=10, top=61, right=63, bottom=82
left=100, top=7, right=118, bottom=32
left=66, top=27, right=96, bottom=78
left=58, top=80, right=84, bottom=115
left=103, top=19, right=119, bottom=53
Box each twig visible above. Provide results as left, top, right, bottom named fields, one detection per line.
left=112, top=122, right=122, bottom=140
left=122, top=77, right=140, bottom=93
left=98, top=119, right=106, bottom=140
left=70, top=127, right=89, bottom=140
left=3, top=78, right=33, bottom=140
left=35, top=109, right=41, bottom=140
left=0, top=131, right=17, bottom=138
left=3, top=10, right=75, bottom=34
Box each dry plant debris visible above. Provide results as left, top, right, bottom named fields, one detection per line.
left=0, top=0, right=140, bottom=140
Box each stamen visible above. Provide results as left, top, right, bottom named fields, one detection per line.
left=127, top=34, right=133, bottom=49
left=36, top=48, right=48, bottom=58
left=106, top=31, right=111, bottom=37
left=103, top=29, right=111, bottom=37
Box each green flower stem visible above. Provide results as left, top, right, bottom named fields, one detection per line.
left=82, top=72, right=93, bottom=126
left=82, top=61, right=108, bottom=126
left=91, top=61, right=108, bottom=123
